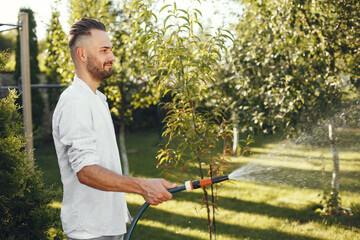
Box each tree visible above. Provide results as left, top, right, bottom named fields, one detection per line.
left=228, top=0, right=359, bottom=133
left=141, top=2, right=234, bottom=238
left=0, top=89, right=59, bottom=239
left=45, top=7, right=66, bottom=108
left=228, top=0, right=360, bottom=214
left=14, top=8, right=45, bottom=139
left=295, top=0, right=359, bottom=213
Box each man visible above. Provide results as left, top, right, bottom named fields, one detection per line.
left=52, top=18, right=175, bottom=240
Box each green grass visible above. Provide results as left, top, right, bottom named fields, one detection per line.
left=35, top=128, right=360, bottom=240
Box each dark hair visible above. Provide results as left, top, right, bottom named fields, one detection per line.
left=68, top=18, right=106, bottom=49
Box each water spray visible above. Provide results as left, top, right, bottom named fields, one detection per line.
left=124, top=175, right=231, bottom=240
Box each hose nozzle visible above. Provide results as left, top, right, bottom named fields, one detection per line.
left=185, top=175, right=229, bottom=191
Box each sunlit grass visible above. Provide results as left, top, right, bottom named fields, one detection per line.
left=127, top=179, right=359, bottom=240
left=36, top=128, right=360, bottom=240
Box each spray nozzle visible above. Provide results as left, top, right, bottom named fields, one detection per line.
left=183, top=175, right=229, bottom=192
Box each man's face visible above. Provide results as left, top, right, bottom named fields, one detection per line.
left=85, top=29, right=116, bottom=82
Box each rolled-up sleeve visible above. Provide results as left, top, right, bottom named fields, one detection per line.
left=57, top=98, right=100, bottom=173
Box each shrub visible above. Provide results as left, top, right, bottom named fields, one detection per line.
left=0, top=90, right=58, bottom=239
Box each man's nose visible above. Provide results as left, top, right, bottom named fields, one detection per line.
left=109, top=52, right=116, bottom=62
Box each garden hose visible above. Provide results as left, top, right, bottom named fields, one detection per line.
left=124, top=175, right=229, bottom=240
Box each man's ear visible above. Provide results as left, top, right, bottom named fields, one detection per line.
left=76, top=47, right=86, bottom=63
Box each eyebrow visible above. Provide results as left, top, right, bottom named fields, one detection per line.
left=100, top=46, right=113, bottom=50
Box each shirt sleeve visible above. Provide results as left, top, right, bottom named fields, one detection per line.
left=57, top=98, right=100, bottom=173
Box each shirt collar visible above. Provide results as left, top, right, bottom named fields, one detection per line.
left=73, top=75, right=107, bottom=102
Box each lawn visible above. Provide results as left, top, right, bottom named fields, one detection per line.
left=35, top=128, right=360, bottom=240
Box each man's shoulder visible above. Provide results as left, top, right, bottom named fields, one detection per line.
left=54, top=85, right=92, bottom=114
left=59, top=83, right=90, bottom=103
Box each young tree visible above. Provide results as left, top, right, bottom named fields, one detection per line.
left=139, top=2, right=234, bottom=238
left=14, top=8, right=45, bottom=136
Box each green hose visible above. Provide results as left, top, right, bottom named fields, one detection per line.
left=124, top=185, right=186, bottom=240
left=124, top=175, right=229, bottom=240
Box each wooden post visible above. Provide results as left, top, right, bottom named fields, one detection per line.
left=20, top=13, right=34, bottom=160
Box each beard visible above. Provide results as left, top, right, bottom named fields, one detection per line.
left=86, top=54, right=112, bottom=82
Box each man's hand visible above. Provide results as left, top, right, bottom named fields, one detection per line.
left=139, top=179, right=176, bottom=205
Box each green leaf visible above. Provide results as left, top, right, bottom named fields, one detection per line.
left=159, top=4, right=171, bottom=13
left=194, top=8, right=203, bottom=17
left=164, top=14, right=174, bottom=28
left=179, top=9, right=190, bottom=18
left=179, top=16, right=190, bottom=24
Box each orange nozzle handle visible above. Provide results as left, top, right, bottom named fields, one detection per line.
left=199, top=178, right=213, bottom=187
left=190, top=175, right=229, bottom=190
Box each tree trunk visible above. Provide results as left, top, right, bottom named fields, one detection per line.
left=210, top=165, right=216, bottom=240
left=196, top=146, right=212, bottom=239
left=119, top=122, right=129, bottom=176
left=328, top=122, right=340, bottom=214
left=232, top=111, right=239, bottom=157
left=203, top=187, right=212, bottom=240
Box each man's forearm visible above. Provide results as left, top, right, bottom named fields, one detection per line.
left=77, top=165, right=143, bottom=193
left=77, top=164, right=175, bottom=205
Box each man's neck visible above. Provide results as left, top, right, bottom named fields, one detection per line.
left=75, top=71, right=100, bottom=94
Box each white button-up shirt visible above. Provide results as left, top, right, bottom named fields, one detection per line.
left=52, top=76, right=130, bottom=237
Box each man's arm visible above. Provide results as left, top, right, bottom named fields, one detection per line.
left=77, top=165, right=175, bottom=205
